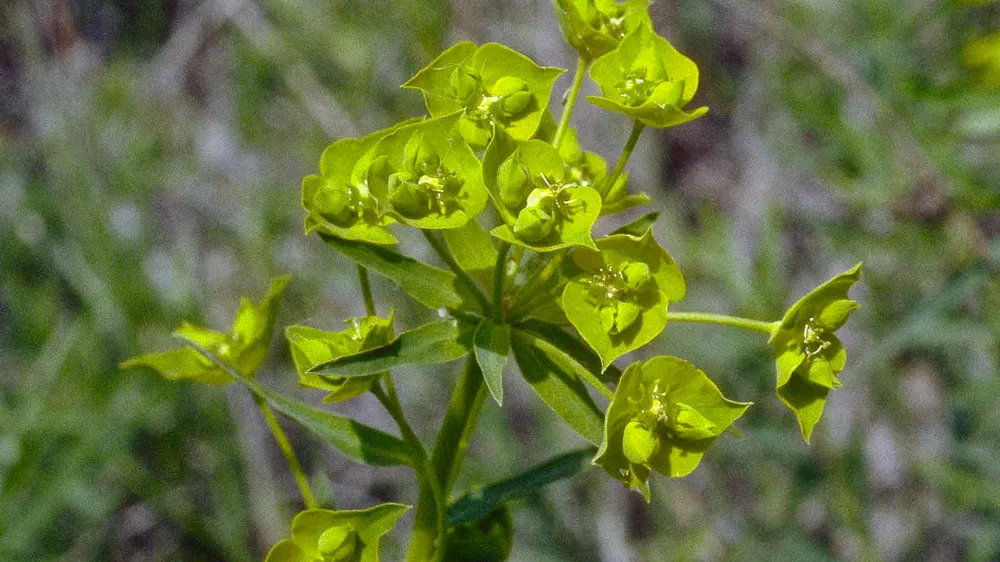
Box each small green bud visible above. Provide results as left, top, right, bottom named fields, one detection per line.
left=316, top=182, right=357, bottom=226
left=525, top=187, right=555, bottom=212
left=497, top=156, right=530, bottom=209
left=500, top=90, right=532, bottom=117
left=671, top=402, right=719, bottom=441
left=451, top=64, right=480, bottom=104
left=513, top=206, right=554, bottom=242
left=317, top=525, right=358, bottom=561
left=621, top=262, right=651, bottom=291
left=388, top=172, right=429, bottom=217
left=489, top=76, right=527, bottom=98
left=366, top=155, right=392, bottom=200
left=623, top=419, right=659, bottom=466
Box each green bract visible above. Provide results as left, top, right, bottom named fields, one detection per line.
left=371, top=114, right=488, bottom=229
left=562, top=231, right=684, bottom=369
left=402, top=42, right=564, bottom=148
left=552, top=0, right=652, bottom=60
left=768, top=263, right=862, bottom=443
left=265, top=504, right=410, bottom=562
left=303, top=125, right=407, bottom=246
left=286, top=313, right=394, bottom=403
left=587, top=25, right=708, bottom=128
left=121, top=277, right=290, bottom=384
left=484, top=134, right=601, bottom=251
left=558, top=128, right=651, bottom=216
left=594, top=356, right=750, bottom=499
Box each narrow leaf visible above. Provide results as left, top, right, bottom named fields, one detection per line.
left=320, top=234, right=483, bottom=312
left=517, top=319, right=622, bottom=382
left=309, top=320, right=474, bottom=377
left=474, top=320, right=510, bottom=405
left=510, top=330, right=604, bottom=445
left=432, top=355, right=488, bottom=492
left=611, top=212, right=660, bottom=237
left=447, top=447, right=596, bottom=525
left=181, top=340, right=415, bottom=467
left=443, top=218, right=498, bottom=290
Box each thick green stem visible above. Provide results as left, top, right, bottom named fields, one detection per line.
left=493, top=243, right=511, bottom=321
left=422, top=229, right=491, bottom=313
left=600, top=120, right=646, bottom=199
left=251, top=394, right=319, bottom=509
left=552, top=56, right=588, bottom=148
left=666, top=311, right=780, bottom=335
left=357, top=265, right=376, bottom=316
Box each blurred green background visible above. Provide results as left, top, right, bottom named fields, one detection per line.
left=2, top=0, right=998, bottom=560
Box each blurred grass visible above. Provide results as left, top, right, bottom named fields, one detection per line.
left=1, top=0, right=998, bottom=560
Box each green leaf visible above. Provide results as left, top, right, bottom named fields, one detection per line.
left=266, top=503, right=411, bottom=562
left=373, top=113, right=489, bottom=229
left=587, top=25, right=708, bottom=128
left=474, top=320, right=511, bottom=405
left=594, top=356, right=750, bottom=499
left=516, top=318, right=623, bottom=382
left=183, top=341, right=416, bottom=467
left=120, top=347, right=230, bottom=385
left=122, top=276, right=290, bottom=384
left=443, top=505, right=513, bottom=562
left=286, top=313, right=394, bottom=403
left=447, top=447, right=595, bottom=525
left=510, top=330, right=604, bottom=445
left=320, top=234, right=484, bottom=312
left=309, top=320, right=475, bottom=377
left=769, top=263, right=862, bottom=443
left=552, top=0, right=652, bottom=60
left=432, top=355, right=488, bottom=492
left=443, top=218, right=498, bottom=290
left=562, top=231, right=685, bottom=370
left=611, top=211, right=660, bottom=237
left=403, top=43, right=564, bottom=148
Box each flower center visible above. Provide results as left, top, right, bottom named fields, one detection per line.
left=802, top=318, right=831, bottom=359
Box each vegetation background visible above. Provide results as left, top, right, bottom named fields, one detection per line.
left=1, top=0, right=998, bottom=560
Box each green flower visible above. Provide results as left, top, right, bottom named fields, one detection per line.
left=769, top=263, right=862, bottom=443
left=370, top=114, right=488, bottom=229
left=286, top=312, right=394, bottom=403
left=302, top=123, right=414, bottom=246
left=483, top=133, right=601, bottom=251
left=561, top=230, right=685, bottom=369
left=265, top=504, right=410, bottom=562
left=402, top=42, right=564, bottom=148
left=587, top=25, right=708, bottom=128
left=121, top=277, right=290, bottom=384
left=552, top=0, right=652, bottom=60
left=594, top=356, right=750, bottom=499
left=557, top=127, right=651, bottom=216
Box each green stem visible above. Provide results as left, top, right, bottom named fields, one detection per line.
left=578, top=368, right=614, bottom=401
left=552, top=55, right=588, bottom=148
left=357, top=265, right=376, bottom=316
left=422, top=229, right=492, bottom=313
left=600, top=120, right=645, bottom=199
left=666, top=311, right=780, bottom=335
left=493, top=243, right=511, bottom=321
left=251, top=394, right=319, bottom=509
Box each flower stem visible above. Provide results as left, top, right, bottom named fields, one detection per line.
left=251, top=394, right=319, bottom=509
left=422, top=229, right=492, bottom=313
left=493, top=242, right=511, bottom=321
left=357, top=265, right=376, bottom=316
left=600, top=120, right=645, bottom=199
left=578, top=368, right=614, bottom=401
left=553, top=55, right=588, bottom=148
left=666, top=311, right=780, bottom=335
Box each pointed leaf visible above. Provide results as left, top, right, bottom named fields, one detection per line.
left=474, top=320, right=510, bottom=405
left=611, top=211, right=660, bottom=237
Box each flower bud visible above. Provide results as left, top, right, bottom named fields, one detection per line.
left=497, top=156, right=530, bottom=209
left=621, top=262, right=651, bottom=291
left=670, top=402, right=719, bottom=441
left=513, top=206, right=554, bottom=242
left=388, top=172, right=429, bottom=217
left=622, top=419, right=659, bottom=466
left=316, top=182, right=357, bottom=226
left=317, top=525, right=358, bottom=561
left=489, top=76, right=527, bottom=98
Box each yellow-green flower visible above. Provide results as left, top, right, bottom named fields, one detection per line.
left=265, top=504, right=409, bottom=562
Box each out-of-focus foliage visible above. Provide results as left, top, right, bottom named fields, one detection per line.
left=1, top=0, right=998, bottom=561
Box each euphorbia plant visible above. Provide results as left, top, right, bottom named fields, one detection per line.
left=124, top=5, right=862, bottom=560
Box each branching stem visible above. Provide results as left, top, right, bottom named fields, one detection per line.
left=667, top=311, right=780, bottom=335
left=601, top=120, right=645, bottom=199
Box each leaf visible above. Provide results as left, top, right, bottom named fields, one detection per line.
left=432, top=355, right=488, bottom=492
left=320, top=234, right=484, bottom=313
left=611, top=211, right=660, bottom=237
left=442, top=504, right=513, bottom=562
left=474, top=320, right=510, bottom=405
left=182, top=340, right=415, bottom=467
left=516, top=318, right=622, bottom=382
left=510, top=330, right=604, bottom=445
left=310, top=320, right=475, bottom=377
left=587, top=26, right=708, bottom=128
left=447, top=447, right=595, bottom=525
left=443, top=218, right=498, bottom=290
left=120, top=347, right=230, bottom=385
